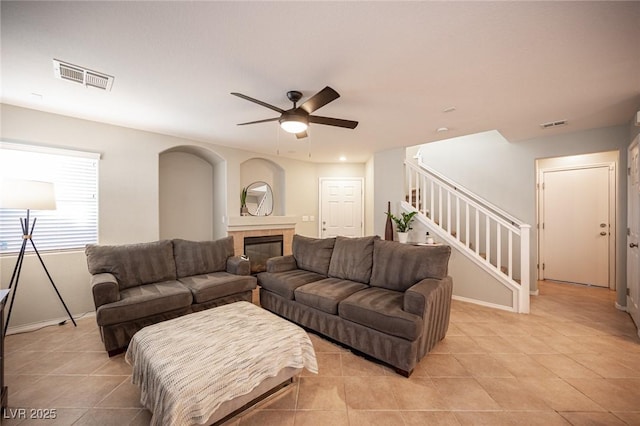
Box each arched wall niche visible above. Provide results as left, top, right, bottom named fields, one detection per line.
left=240, top=157, right=285, bottom=216
left=159, top=145, right=227, bottom=240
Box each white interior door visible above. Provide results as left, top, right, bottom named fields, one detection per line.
left=627, top=139, right=640, bottom=331
left=320, top=178, right=363, bottom=238
left=541, top=166, right=611, bottom=287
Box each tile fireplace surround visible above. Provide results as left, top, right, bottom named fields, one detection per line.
left=226, top=216, right=296, bottom=258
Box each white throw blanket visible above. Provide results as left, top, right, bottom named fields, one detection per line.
left=125, top=301, right=318, bottom=426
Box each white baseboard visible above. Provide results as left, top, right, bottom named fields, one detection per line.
left=6, top=311, right=95, bottom=335
left=614, top=302, right=627, bottom=312
left=530, top=289, right=539, bottom=296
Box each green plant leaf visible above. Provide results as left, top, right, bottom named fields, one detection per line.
left=385, top=210, right=417, bottom=232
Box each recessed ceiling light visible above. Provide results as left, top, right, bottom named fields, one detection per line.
left=436, top=127, right=449, bottom=133
left=339, top=156, right=346, bottom=162
left=443, top=106, right=456, bottom=113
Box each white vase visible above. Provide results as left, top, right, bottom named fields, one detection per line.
left=397, top=232, right=409, bottom=243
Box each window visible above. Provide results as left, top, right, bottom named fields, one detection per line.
left=0, top=142, right=100, bottom=254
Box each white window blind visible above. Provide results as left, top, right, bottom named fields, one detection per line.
left=0, top=143, right=100, bottom=254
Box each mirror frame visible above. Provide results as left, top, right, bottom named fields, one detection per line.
left=245, top=181, right=274, bottom=216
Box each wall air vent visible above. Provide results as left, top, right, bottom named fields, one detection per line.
left=53, top=59, right=114, bottom=91
left=540, top=119, right=568, bottom=129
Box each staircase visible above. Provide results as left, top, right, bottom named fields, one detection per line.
left=404, top=158, right=531, bottom=313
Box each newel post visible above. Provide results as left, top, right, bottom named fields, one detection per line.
left=519, top=224, right=531, bottom=313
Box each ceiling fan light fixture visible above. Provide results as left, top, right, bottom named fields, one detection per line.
left=279, top=113, right=309, bottom=134
left=232, top=87, right=358, bottom=138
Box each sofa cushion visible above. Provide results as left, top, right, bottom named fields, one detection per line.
left=292, top=235, right=335, bottom=276
left=86, top=240, right=177, bottom=290
left=179, top=272, right=257, bottom=304
left=369, top=240, right=451, bottom=292
left=96, top=280, right=192, bottom=326
left=328, top=236, right=378, bottom=284
left=294, top=278, right=369, bottom=315
left=258, top=269, right=326, bottom=300
left=338, top=287, right=423, bottom=341
left=173, top=237, right=235, bottom=278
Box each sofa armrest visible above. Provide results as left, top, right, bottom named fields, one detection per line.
left=404, top=276, right=453, bottom=357
left=265, top=255, right=297, bottom=273
left=227, top=256, right=251, bottom=276
left=404, top=276, right=453, bottom=317
left=91, top=273, right=120, bottom=309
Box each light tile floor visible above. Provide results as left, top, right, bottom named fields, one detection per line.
left=4, top=281, right=640, bottom=425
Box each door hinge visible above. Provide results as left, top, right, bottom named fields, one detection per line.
left=628, top=287, right=631, bottom=296
left=629, top=167, right=632, bottom=176
left=629, top=227, right=631, bottom=236
left=542, top=263, right=545, bottom=270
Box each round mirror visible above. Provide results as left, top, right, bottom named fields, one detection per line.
left=245, top=181, right=273, bottom=216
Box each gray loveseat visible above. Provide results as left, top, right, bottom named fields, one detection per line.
left=85, top=236, right=256, bottom=355
left=258, top=234, right=453, bottom=376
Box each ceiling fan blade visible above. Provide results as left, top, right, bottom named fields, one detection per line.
left=231, top=92, right=285, bottom=114
left=237, top=117, right=279, bottom=126
left=299, top=86, right=340, bottom=114
left=295, top=130, right=308, bottom=139
left=309, top=115, right=359, bottom=129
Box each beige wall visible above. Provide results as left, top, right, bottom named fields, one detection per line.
left=0, top=104, right=367, bottom=329
left=372, top=147, right=405, bottom=237
left=365, top=156, right=375, bottom=236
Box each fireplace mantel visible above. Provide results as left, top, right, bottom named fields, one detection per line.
left=226, top=216, right=297, bottom=232
left=226, top=216, right=296, bottom=257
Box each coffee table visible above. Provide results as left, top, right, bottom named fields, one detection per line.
left=125, top=301, right=317, bottom=425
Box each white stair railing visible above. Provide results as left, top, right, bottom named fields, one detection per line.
left=404, top=159, right=530, bottom=313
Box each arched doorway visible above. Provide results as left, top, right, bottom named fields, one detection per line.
left=159, top=146, right=226, bottom=240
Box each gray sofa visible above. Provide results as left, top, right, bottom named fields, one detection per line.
left=258, top=234, right=453, bottom=376
left=85, top=236, right=256, bottom=355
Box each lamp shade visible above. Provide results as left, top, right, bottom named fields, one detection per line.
left=280, top=120, right=308, bottom=134
left=0, top=178, right=57, bottom=210
left=279, top=111, right=309, bottom=134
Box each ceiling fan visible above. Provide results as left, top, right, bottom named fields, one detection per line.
left=231, top=86, right=358, bottom=139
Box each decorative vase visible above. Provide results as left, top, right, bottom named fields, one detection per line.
left=397, top=232, right=409, bottom=243
left=385, top=201, right=393, bottom=240
left=241, top=206, right=249, bottom=216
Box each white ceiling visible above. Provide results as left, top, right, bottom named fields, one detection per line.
left=2, top=1, right=639, bottom=163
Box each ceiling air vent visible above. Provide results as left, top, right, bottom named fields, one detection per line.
left=53, top=59, right=114, bottom=91
left=540, top=119, right=568, bottom=129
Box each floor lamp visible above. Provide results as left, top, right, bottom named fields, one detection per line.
left=0, top=178, right=77, bottom=335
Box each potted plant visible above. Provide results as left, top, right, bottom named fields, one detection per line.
left=240, top=187, right=249, bottom=216
left=385, top=211, right=417, bottom=243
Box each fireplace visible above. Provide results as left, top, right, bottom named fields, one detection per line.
left=244, top=235, right=284, bottom=274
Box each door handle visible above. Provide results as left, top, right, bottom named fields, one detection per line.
left=630, top=243, right=638, bottom=248
left=600, top=231, right=607, bottom=236
left=322, top=228, right=326, bottom=231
